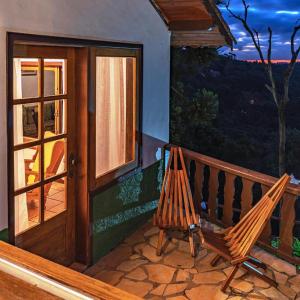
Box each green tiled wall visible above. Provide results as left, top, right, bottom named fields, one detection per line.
left=92, top=160, right=163, bottom=263
left=0, top=229, right=8, bottom=242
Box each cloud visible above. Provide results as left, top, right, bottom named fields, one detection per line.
left=276, top=10, right=299, bottom=15
left=219, top=0, right=300, bottom=60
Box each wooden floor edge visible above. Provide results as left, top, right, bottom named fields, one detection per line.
left=0, top=241, right=141, bottom=300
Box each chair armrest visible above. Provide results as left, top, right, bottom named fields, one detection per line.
left=24, top=158, right=35, bottom=170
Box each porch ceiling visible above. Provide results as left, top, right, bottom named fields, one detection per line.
left=150, top=0, right=235, bottom=48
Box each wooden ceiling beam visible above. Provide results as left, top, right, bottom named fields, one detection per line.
left=169, top=20, right=214, bottom=31
left=150, top=0, right=235, bottom=48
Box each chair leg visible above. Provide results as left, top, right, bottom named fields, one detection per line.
left=210, top=254, right=222, bottom=267
left=188, top=232, right=195, bottom=257
left=156, top=229, right=165, bottom=256
left=242, top=261, right=277, bottom=288
left=221, top=264, right=240, bottom=292
left=248, top=256, right=267, bottom=270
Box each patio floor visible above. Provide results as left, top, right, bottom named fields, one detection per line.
left=84, top=220, right=300, bottom=300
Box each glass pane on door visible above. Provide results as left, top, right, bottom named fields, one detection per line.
left=44, top=177, right=66, bottom=221
left=44, top=59, right=66, bottom=97
left=44, top=99, right=66, bottom=136
left=13, top=58, right=40, bottom=99
left=14, top=146, right=40, bottom=190
left=15, top=187, right=41, bottom=235
left=43, top=138, right=66, bottom=179
left=13, top=103, right=40, bottom=145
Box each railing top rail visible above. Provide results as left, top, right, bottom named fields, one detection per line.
left=166, top=145, right=300, bottom=196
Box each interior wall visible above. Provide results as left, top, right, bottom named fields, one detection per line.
left=0, top=0, right=170, bottom=231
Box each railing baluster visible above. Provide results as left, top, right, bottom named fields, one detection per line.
left=208, top=167, right=219, bottom=222
left=222, top=173, right=235, bottom=226
left=194, top=162, right=204, bottom=214
left=260, top=184, right=272, bottom=244
left=184, top=157, right=191, bottom=177
left=279, top=193, right=296, bottom=256
left=240, top=178, right=254, bottom=218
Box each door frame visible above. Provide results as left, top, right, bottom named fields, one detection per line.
left=7, top=32, right=143, bottom=266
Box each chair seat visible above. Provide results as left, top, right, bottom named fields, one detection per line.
left=201, top=228, right=232, bottom=261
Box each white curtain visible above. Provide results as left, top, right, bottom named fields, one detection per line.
left=13, top=59, right=29, bottom=234
left=95, top=57, right=127, bottom=176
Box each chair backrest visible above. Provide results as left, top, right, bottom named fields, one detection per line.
left=154, top=146, right=199, bottom=229
left=46, top=140, right=64, bottom=176
left=27, top=131, right=65, bottom=188
left=224, top=174, right=290, bottom=259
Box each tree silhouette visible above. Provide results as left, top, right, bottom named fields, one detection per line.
left=225, top=0, right=300, bottom=176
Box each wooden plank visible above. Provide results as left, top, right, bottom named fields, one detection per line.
left=179, top=170, right=191, bottom=226
left=169, top=20, right=213, bottom=31
left=0, top=270, right=60, bottom=300
left=179, top=148, right=197, bottom=224
left=259, top=185, right=272, bottom=245
left=173, top=147, right=179, bottom=226
left=208, top=167, right=218, bottom=222
left=222, top=173, right=235, bottom=226
left=153, top=0, right=210, bottom=22
left=177, top=171, right=184, bottom=227
left=156, top=148, right=174, bottom=219
left=75, top=47, right=90, bottom=264
left=0, top=241, right=141, bottom=300
left=168, top=170, right=175, bottom=226
left=162, top=170, right=173, bottom=225
left=240, top=178, right=254, bottom=218
left=279, top=193, right=296, bottom=255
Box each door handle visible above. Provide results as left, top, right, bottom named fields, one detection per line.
left=68, top=153, right=76, bottom=178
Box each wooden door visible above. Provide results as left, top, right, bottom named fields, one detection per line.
left=10, top=45, right=76, bottom=265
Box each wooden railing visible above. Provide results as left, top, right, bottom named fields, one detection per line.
left=172, top=146, right=300, bottom=265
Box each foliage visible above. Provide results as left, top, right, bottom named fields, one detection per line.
left=170, top=48, right=300, bottom=177
left=271, top=237, right=300, bottom=257
left=170, top=84, right=219, bottom=149
left=271, top=237, right=280, bottom=249
left=293, top=238, right=300, bottom=257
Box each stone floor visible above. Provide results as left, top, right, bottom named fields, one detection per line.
left=84, top=220, right=300, bottom=300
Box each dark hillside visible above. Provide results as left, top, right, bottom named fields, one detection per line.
left=170, top=49, right=300, bottom=177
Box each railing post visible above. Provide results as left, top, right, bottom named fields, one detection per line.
left=194, top=162, right=204, bottom=214
left=222, top=173, right=235, bottom=226
left=208, top=167, right=218, bottom=222
left=240, top=178, right=254, bottom=218
left=279, top=193, right=296, bottom=256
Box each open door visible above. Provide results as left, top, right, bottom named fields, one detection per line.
left=9, top=45, right=76, bottom=265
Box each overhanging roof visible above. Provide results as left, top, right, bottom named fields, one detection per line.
left=150, top=0, right=235, bottom=48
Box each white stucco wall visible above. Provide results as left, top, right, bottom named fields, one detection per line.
left=0, top=0, right=170, bottom=230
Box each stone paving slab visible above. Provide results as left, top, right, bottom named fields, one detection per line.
left=85, top=220, right=300, bottom=299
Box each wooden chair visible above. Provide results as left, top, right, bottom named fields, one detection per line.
left=26, top=131, right=65, bottom=207
left=199, top=174, right=290, bottom=292
left=153, top=146, right=200, bottom=257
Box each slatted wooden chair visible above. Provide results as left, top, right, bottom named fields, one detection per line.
left=199, top=173, right=290, bottom=292
left=153, top=146, right=201, bottom=257
left=26, top=131, right=65, bottom=208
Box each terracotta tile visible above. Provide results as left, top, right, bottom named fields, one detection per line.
left=145, top=264, right=176, bottom=284
left=116, top=279, right=153, bottom=298
left=164, top=283, right=188, bottom=296
left=185, top=285, right=228, bottom=300
left=94, top=270, right=124, bottom=285
left=45, top=198, right=61, bottom=210
left=164, top=250, right=195, bottom=269
left=151, top=284, right=167, bottom=296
